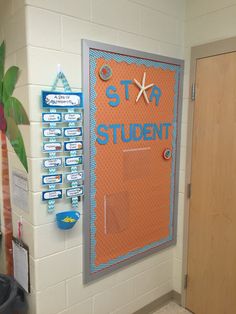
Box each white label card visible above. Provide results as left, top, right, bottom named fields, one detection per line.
left=43, top=158, right=62, bottom=168
left=66, top=186, right=84, bottom=198
left=43, top=142, right=62, bottom=152
left=43, top=128, right=62, bottom=137
left=64, top=113, right=82, bottom=122
left=65, top=171, right=83, bottom=182
left=64, top=141, right=83, bottom=151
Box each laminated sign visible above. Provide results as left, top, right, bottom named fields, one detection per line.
left=83, top=40, right=184, bottom=283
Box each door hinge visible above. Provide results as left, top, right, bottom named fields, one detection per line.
left=184, top=274, right=188, bottom=289
left=187, top=183, right=191, bottom=199
left=191, top=83, right=196, bottom=101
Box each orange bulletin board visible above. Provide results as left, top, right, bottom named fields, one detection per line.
left=83, top=40, right=184, bottom=283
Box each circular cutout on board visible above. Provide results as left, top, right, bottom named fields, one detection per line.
left=99, top=64, right=112, bottom=81
left=163, top=148, right=172, bottom=160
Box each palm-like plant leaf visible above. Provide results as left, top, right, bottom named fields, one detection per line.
left=3, top=66, right=19, bottom=103
left=6, top=117, right=28, bottom=172
left=4, top=97, right=30, bottom=125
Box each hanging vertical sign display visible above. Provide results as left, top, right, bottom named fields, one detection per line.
left=83, top=40, right=184, bottom=283
left=40, top=71, right=84, bottom=215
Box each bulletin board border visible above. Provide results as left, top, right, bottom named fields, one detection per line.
left=82, top=39, right=184, bottom=284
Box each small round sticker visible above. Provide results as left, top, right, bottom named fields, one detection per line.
left=99, top=64, right=112, bottom=81
left=163, top=148, right=172, bottom=160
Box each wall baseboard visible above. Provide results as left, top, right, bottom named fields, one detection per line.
left=134, top=290, right=181, bottom=314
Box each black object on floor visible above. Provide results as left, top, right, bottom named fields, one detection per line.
left=0, top=274, right=27, bottom=314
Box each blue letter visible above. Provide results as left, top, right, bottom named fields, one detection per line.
left=133, top=124, right=143, bottom=141
left=163, top=123, right=171, bottom=139
left=149, top=86, right=161, bottom=106
left=97, top=124, right=109, bottom=144
left=106, top=86, right=120, bottom=107
left=121, top=124, right=132, bottom=143
left=110, top=124, right=120, bottom=144
left=153, top=123, right=162, bottom=140
left=121, top=80, right=132, bottom=100
left=143, top=124, right=153, bottom=141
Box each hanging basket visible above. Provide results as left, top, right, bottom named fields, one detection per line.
left=56, top=211, right=80, bottom=230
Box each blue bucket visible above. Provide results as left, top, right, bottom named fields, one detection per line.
left=56, top=211, right=80, bottom=230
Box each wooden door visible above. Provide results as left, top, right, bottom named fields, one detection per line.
left=186, top=52, right=236, bottom=314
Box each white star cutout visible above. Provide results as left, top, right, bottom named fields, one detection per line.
left=134, top=72, right=154, bottom=104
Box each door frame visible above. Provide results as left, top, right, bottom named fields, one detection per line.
left=182, top=36, right=236, bottom=307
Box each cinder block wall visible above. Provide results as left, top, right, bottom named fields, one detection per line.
left=0, top=1, right=187, bottom=313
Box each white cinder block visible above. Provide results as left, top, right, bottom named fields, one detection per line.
left=5, top=53, right=16, bottom=72
left=16, top=47, right=28, bottom=87
left=92, top=0, right=140, bottom=34
left=180, top=122, right=187, bottom=147
left=159, top=42, right=184, bottom=59
left=36, top=282, right=66, bottom=314
left=13, top=86, right=30, bottom=119
left=34, top=223, right=66, bottom=258
left=179, top=146, right=187, bottom=171
left=111, top=281, right=172, bottom=314
left=130, top=0, right=185, bottom=19
left=178, top=170, right=186, bottom=194
left=25, top=0, right=91, bottom=21
left=117, top=31, right=160, bottom=54
left=35, top=246, right=82, bottom=290
left=66, top=273, right=115, bottom=306
left=62, top=16, right=118, bottom=55
left=63, top=298, right=93, bottom=314
left=140, top=7, right=182, bottom=45
left=93, top=279, right=136, bottom=314
left=27, top=47, right=81, bottom=88
left=26, top=290, right=37, bottom=314
left=4, top=8, right=26, bottom=55
left=172, top=257, right=183, bottom=293
left=186, top=0, right=236, bottom=20
left=0, top=0, right=13, bottom=25
left=115, top=248, right=172, bottom=284
left=134, top=260, right=172, bottom=297
left=65, top=216, right=83, bottom=249
left=29, top=122, right=42, bottom=158
left=186, top=5, right=236, bottom=47
left=181, top=99, right=189, bottom=125
left=12, top=0, right=25, bottom=14
left=26, top=6, right=61, bottom=50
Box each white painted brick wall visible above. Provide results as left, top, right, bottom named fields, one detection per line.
left=0, top=0, right=186, bottom=313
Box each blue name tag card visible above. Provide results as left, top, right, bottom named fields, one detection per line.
left=42, top=91, right=83, bottom=109
left=64, top=141, right=83, bottom=151
left=43, top=128, right=62, bottom=138
left=66, top=186, right=84, bottom=198
left=42, top=189, right=63, bottom=201
left=64, top=112, right=82, bottom=122
left=64, top=127, right=83, bottom=137
left=42, top=113, right=62, bottom=122
left=65, top=171, right=84, bottom=182
left=42, top=174, right=62, bottom=185
left=43, top=158, right=63, bottom=168
left=64, top=156, right=83, bottom=166
left=43, top=142, right=63, bottom=152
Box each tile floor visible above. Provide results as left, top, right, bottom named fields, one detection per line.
left=153, top=302, right=191, bottom=314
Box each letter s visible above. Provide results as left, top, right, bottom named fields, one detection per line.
left=97, top=124, right=109, bottom=145
left=106, top=86, right=120, bottom=107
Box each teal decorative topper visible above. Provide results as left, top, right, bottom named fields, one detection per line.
left=0, top=41, right=29, bottom=172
